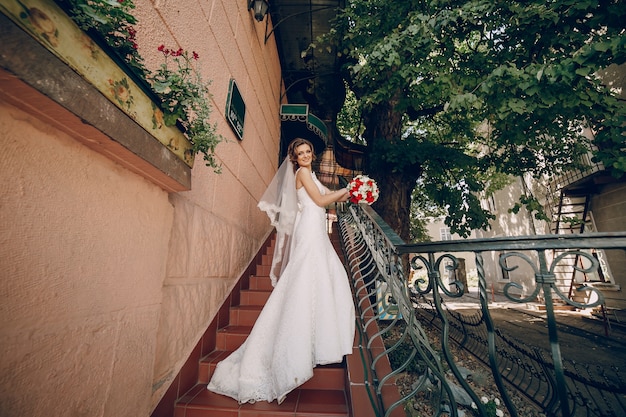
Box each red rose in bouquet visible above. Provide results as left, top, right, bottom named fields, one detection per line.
left=347, top=175, right=379, bottom=205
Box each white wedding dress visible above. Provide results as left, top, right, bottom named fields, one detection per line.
left=207, top=170, right=356, bottom=404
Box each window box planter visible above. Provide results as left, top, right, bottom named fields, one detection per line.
left=0, top=0, right=194, bottom=190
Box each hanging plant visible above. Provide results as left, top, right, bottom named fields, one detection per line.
left=148, top=45, right=223, bottom=172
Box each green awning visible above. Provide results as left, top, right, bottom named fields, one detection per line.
left=280, top=104, right=328, bottom=155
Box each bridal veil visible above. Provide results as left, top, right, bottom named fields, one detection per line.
left=257, top=157, right=299, bottom=286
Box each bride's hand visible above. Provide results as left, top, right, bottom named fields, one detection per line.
left=336, top=188, right=350, bottom=202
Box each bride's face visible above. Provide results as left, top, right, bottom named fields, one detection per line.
left=295, top=144, right=313, bottom=168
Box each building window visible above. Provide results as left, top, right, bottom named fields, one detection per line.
left=440, top=227, right=452, bottom=241
left=480, top=195, right=497, bottom=212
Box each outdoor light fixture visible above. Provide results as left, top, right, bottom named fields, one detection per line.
left=249, top=0, right=269, bottom=22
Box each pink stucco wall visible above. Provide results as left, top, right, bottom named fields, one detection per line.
left=0, top=100, right=172, bottom=415
left=0, top=1, right=282, bottom=416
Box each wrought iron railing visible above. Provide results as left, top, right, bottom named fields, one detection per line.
left=337, top=203, right=626, bottom=417
left=548, top=148, right=605, bottom=196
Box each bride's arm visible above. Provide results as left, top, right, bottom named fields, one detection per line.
left=297, top=168, right=349, bottom=207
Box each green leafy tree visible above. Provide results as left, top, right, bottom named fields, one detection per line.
left=318, top=0, right=626, bottom=239
left=409, top=180, right=446, bottom=241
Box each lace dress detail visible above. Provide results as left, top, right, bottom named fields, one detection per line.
left=207, top=170, right=356, bottom=404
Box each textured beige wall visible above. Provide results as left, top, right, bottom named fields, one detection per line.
left=0, top=101, right=172, bottom=416
left=0, top=1, right=281, bottom=416
left=474, top=176, right=547, bottom=296
left=590, top=182, right=626, bottom=309
left=420, top=218, right=477, bottom=286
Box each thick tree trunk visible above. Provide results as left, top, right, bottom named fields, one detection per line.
left=364, top=102, right=421, bottom=243
left=372, top=172, right=414, bottom=242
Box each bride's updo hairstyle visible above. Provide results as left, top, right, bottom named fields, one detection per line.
left=287, top=138, right=316, bottom=172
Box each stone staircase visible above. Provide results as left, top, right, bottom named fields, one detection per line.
left=151, top=225, right=402, bottom=417
left=150, top=231, right=341, bottom=416
left=178, top=270, right=351, bottom=416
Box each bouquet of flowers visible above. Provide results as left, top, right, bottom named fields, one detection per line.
left=347, top=175, right=379, bottom=205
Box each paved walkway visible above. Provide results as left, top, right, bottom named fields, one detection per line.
left=446, top=289, right=626, bottom=367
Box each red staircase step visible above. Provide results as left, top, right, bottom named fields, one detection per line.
left=255, top=263, right=271, bottom=276
left=197, top=349, right=230, bottom=385
left=200, top=352, right=346, bottom=390
left=240, top=289, right=271, bottom=306
left=228, top=305, right=263, bottom=326
left=249, top=275, right=273, bottom=291
left=176, top=384, right=349, bottom=417
left=215, top=325, right=251, bottom=351
left=261, top=253, right=273, bottom=265
left=299, top=363, right=346, bottom=391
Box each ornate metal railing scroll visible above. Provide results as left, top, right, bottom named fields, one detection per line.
left=337, top=202, right=626, bottom=417
left=339, top=204, right=487, bottom=417
left=338, top=206, right=385, bottom=416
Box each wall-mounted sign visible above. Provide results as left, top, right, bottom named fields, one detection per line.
left=226, top=78, right=245, bottom=140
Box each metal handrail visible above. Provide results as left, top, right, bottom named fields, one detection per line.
left=338, top=202, right=626, bottom=417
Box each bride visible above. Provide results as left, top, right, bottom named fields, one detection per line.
left=207, top=138, right=356, bottom=404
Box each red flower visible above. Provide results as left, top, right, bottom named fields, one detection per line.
left=192, top=51, right=199, bottom=60
left=347, top=175, right=379, bottom=205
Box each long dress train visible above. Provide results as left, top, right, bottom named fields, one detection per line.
left=206, top=170, right=355, bottom=404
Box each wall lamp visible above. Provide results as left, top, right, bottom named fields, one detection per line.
left=249, top=0, right=269, bottom=22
